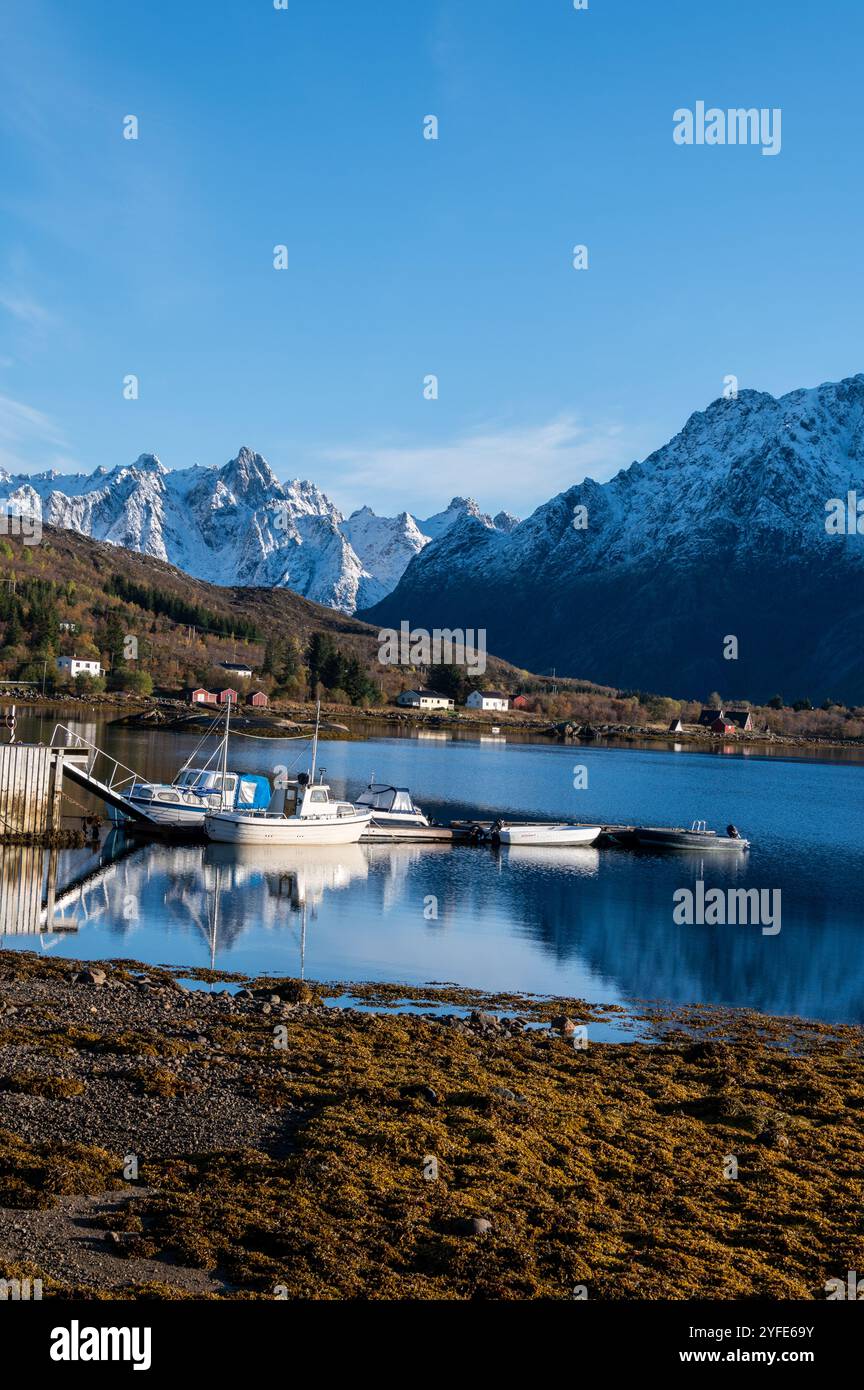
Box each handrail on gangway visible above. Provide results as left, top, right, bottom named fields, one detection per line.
left=49, top=724, right=158, bottom=823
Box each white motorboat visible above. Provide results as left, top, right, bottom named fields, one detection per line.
left=114, top=707, right=271, bottom=828
left=204, top=703, right=371, bottom=846
left=355, top=782, right=430, bottom=831
left=491, top=821, right=602, bottom=847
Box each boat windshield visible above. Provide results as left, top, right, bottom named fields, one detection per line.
left=359, top=785, right=414, bottom=813
left=177, top=769, right=211, bottom=789
left=183, top=771, right=236, bottom=794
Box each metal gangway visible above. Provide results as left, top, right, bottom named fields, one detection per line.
left=49, top=724, right=161, bottom=825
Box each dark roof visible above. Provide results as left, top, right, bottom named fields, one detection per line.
left=474, top=690, right=508, bottom=700
left=411, top=688, right=452, bottom=698
left=698, top=708, right=724, bottom=725
left=725, top=709, right=752, bottom=727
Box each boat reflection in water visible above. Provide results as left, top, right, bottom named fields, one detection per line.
left=493, top=844, right=601, bottom=875
left=204, top=842, right=369, bottom=910
left=183, top=843, right=370, bottom=975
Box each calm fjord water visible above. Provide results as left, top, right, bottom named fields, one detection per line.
left=2, top=715, right=863, bottom=1026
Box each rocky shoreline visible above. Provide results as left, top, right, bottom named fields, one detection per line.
left=0, top=952, right=862, bottom=1300
left=8, top=694, right=862, bottom=752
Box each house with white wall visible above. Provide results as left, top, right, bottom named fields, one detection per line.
left=397, top=689, right=455, bottom=710
left=56, top=656, right=102, bottom=678
left=465, top=690, right=510, bottom=712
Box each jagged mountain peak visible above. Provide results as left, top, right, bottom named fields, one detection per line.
left=219, top=447, right=279, bottom=496
left=0, top=448, right=502, bottom=615
left=364, top=372, right=864, bottom=702
left=130, top=453, right=166, bottom=474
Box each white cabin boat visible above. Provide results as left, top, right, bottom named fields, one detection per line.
left=204, top=773, right=371, bottom=845
left=114, top=707, right=271, bottom=829
left=203, top=702, right=371, bottom=846
left=121, top=766, right=272, bottom=829
left=491, top=822, right=602, bottom=847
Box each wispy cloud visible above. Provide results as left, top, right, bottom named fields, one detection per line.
left=317, top=414, right=646, bottom=517
left=0, top=394, right=77, bottom=475
left=0, top=290, right=55, bottom=329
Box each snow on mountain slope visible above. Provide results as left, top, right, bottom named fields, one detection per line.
left=0, top=447, right=512, bottom=614
left=365, top=376, right=864, bottom=702
left=342, top=507, right=429, bottom=609
left=418, top=496, right=496, bottom=540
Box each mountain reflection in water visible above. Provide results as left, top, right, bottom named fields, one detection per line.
left=0, top=733, right=861, bottom=1027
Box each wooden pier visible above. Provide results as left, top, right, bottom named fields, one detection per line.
left=0, top=743, right=90, bottom=844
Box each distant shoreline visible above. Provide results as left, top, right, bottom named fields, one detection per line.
left=7, top=693, right=864, bottom=755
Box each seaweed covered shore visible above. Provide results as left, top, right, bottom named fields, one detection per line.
left=0, top=951, right=862, bottom=1301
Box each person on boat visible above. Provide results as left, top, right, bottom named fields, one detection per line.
left=726, top=823, right=741, bottom=839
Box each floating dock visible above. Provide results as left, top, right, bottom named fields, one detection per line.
left=360, top=822, right=479, bottom=844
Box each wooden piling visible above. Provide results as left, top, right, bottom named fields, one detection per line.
left=0, top=744, right=87, bottom=844
left=0, top=744, right=53, bottom=838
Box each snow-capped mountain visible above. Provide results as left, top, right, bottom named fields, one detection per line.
left=0, top=447, right=511, bottom=614
left=364, top=376, right=864, bottom=702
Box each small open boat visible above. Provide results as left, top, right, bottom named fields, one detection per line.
left=491, top=821, right=602, bottom=847
left=633, top=821, right=750, bottom=852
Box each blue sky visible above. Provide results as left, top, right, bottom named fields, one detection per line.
left=0, top=0, right=861, bottom=518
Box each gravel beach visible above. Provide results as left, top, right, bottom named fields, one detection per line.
left=1, top=951, right=862, bottom=1300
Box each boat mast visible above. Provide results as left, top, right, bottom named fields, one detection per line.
left=210, top=863, right=221, bottom=971
left=310, top=698, right=321, bottom=783
left=220, top=700, right=231, bottom=808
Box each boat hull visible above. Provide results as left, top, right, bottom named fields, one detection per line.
left=204, top=811, right=371, bottom=846
left=495, top=823, right=601, bottom=847
left=119, top=799, right=218, bottom=829
left=361, top=821, right=474, bottom=843
left=634, top=827, right=749, bottom=851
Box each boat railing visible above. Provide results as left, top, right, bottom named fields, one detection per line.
left=49, top=724, right=142, bottom=799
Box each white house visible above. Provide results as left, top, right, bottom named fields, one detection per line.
left=465, top=690, right=510, bottom=712
left=397, top=688, right=455, bottom=711
left=219, top=661, right=254, bottom=680
left=56, top=656, right=102, bottom=678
